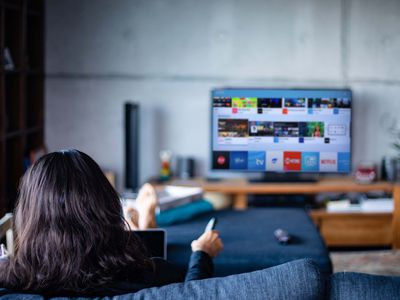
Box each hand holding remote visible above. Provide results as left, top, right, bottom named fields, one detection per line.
left=191, top=229, right=223, bottom=258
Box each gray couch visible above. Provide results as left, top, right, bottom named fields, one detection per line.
left=1, top=258, right=400, bottom=299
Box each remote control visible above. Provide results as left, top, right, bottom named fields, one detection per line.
left=204, top=217, right=217, bottom=232
left=274, top=228, right=291, bottom=244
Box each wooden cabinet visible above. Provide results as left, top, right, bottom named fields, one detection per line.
left=310, top=210, right=393, bottom=247
left=0, top=0, right=45, bottom=216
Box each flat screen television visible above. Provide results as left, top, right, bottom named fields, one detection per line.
left=211, top=88, right=352, bottom=176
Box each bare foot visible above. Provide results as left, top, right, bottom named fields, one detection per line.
left=125, top=207, right=139, bottom=230
left=136, top=183, right=158, bottom=229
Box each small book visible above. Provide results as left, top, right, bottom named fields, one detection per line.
left=361, top=198, right=393, bottom=213
left=326, top=198, right=393, bottom=213
left=326, top=199, right=360, bottom=212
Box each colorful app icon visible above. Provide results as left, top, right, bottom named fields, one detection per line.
left=338, top=152, right=351, bottom=172
left=282, top=108, right=288, bottom=114
left=248, top=151, right=266, bottom=170
left=232, top=98, right=257, bottom=108
left=230, top=151, right=248, bottom=169
left=301, top=152, right=320, bottom=172
left=284, top=152, right=302, bottom=171
left=320, top=152, right=338, bottom=172
left=266, top=151, right=283, bottom=171
left=212, top=151, right=230, bottom=169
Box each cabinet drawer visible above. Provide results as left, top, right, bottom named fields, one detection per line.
left=317, top=214, right=392, bottom=246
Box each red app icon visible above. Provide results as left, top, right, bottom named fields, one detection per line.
left=217, top=155, right=226, bottom=165
left=284, top=152, right=301, bottom=171
left=282, top=108, right=288, bottom=114
left=232, top=108, right=238, bottom=114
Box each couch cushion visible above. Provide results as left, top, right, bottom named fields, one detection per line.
left=330, top=272, right=400, bottom=300
left=0, top=258, right=323, bottom=300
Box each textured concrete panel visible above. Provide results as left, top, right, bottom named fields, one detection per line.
left=351, top=83, right=400, bottom=166
left=46, top=0, right=342, bottom=81
left=348, top=0, right=400, bottom=81
left=228, top=0, right=342, bottom=80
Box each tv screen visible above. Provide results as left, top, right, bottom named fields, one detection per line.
left=211, top=89, right=352, bottom=173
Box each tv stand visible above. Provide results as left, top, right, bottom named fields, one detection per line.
left=249, top=173, right=318, bottom=183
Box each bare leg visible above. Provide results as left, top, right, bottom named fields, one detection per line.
left=135, top=183, right=158, bottom=229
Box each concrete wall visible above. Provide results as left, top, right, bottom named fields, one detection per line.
left=46, top=0, right=400, bottom=192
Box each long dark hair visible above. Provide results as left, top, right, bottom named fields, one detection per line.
left=0, top=149, right=152, bottom=293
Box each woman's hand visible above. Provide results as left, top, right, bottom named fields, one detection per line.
left=191, top=230, right=224, bottom=258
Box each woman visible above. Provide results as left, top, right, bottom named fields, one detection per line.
left=0, top=150, right=223, bottom=296
left=312, top=125, right=321, bottom=137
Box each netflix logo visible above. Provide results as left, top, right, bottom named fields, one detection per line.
left=320, top=152, right=338, bottom=172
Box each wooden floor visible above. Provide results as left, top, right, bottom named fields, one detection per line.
left=330, top=250, right=400, bottom=275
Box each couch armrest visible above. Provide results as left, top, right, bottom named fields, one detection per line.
left=330, top=272, right=400, bottom=300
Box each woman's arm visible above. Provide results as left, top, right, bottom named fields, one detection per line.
left=185, top=251, right=213, bottom=281
left=185, top=230, right=223, bottom=281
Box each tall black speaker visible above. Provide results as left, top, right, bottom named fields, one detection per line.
left=125, top=103, right=139, bottom=191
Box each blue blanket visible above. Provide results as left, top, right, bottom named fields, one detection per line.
left=156, top=200, right=214, bottom=226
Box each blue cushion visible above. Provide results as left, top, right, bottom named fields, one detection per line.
left=126, top=258, right=323, bottom=300
left=165, top=208, right=332, bottom=277
left=330, top=272, right=400, bottom=300
left=156, top=200, right=214, bottom=227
